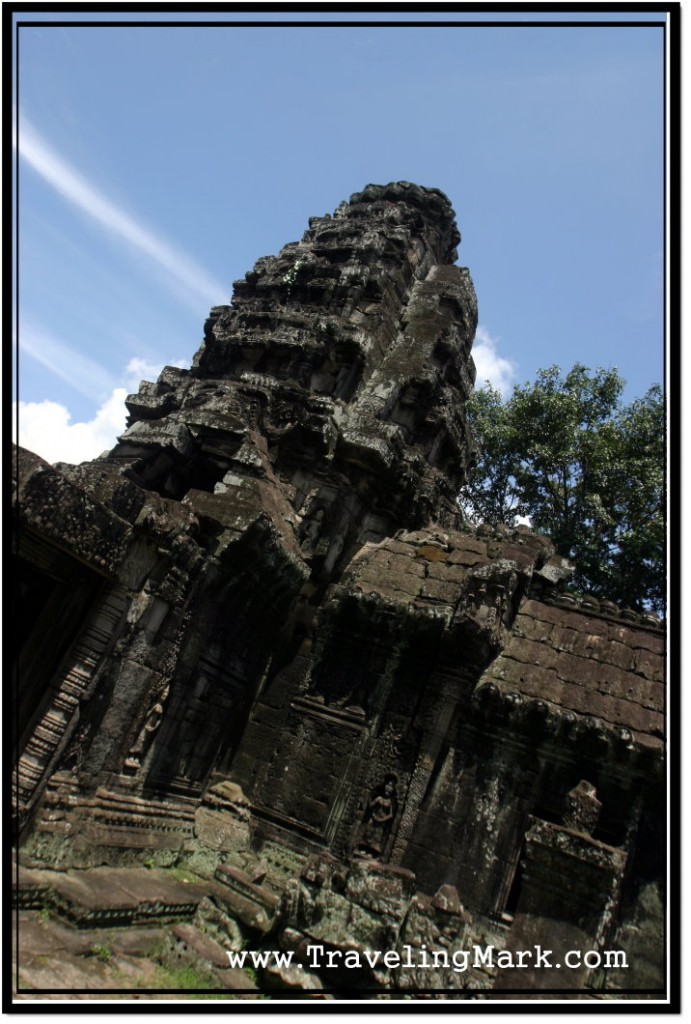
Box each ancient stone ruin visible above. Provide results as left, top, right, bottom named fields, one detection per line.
left=13, top=183, right=665, bottom=1000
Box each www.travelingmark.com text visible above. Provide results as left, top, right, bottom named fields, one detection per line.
left=226, top=943, right=628, bottom=973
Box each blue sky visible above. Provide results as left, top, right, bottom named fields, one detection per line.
left=14, top=9, right=668, bottom=464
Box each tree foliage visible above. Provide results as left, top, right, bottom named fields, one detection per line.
left=461, top=365, right=665, bottom=613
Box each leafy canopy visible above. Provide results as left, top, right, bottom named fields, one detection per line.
left=461, top=365, right=665, bottom=614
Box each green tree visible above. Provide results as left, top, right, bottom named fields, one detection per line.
left=461, top=365, right=665, bottom=614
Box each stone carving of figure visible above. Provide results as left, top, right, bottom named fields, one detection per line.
left=328, top=530, right=344, bottom=558
left=124, top=686, right=169, bottom=773
left=62, top=723, right=91, bottom=772
left=356, top=774, right=398, bottom=858
left=301, top=507, right=325, bottom=551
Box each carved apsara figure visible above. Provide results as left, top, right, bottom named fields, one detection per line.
left=301, top=507, right=325, bottom=551
left=124, top=686, right=169, bottom=773
left=356, top=774, right=398, bottom=858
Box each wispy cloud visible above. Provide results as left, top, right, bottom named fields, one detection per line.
left=20, top=321, right=118, bottom=401
left=472, top=325, right=516, bottom=397
left=18, top=117, right=227, bottom=310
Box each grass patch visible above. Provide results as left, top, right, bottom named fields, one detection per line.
left=141, top=964, right=228, bottom=998
left=168, top=866, right=200, bottom=885
left=87, top=944, right=112, bottom=963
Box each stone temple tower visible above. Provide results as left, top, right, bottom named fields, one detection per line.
left=108, top=182, right=478, bottom=578
left=14, top=184, right=665, bottom=997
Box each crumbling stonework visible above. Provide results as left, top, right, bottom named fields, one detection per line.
left=13, top=183, right=665, bottom=1000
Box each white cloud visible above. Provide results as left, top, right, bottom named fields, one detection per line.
left=123, top=356, right=171, bottom=391
left=472, top=325, right=517, bottom=397
left=14, top=390, right=129, bottom=466
left=18, top=116, right=227, bottom=311
left=13, top=356, right=189, bottom=466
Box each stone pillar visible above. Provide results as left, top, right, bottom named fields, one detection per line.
left=493, top=809, right=627, bottom=992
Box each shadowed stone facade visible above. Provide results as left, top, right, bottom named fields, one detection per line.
left=13, top=183, right=665, bottom=999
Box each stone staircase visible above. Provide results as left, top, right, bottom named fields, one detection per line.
left=13, top=862, right=257, bottom=998
left=12, top=860, right=331, bottom=999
